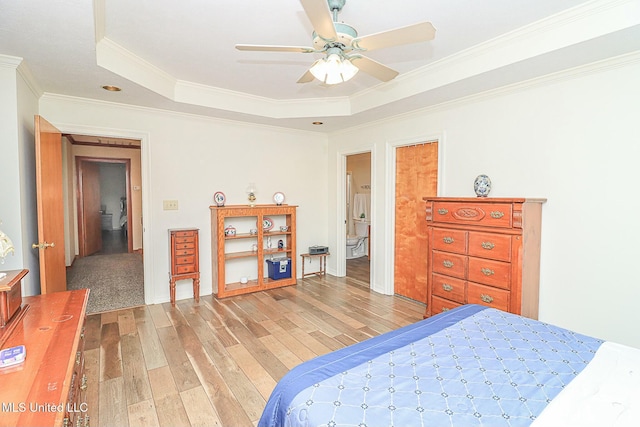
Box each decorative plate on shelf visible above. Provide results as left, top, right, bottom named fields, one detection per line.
left=213, top=191, right=226, bottom=206
left=273, top=192, right=285, bottom=205
left=262, top=217, right=274, bottom=231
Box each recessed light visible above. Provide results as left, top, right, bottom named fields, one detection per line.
left=312, top=121, right=323, bottom=125
left=102, top=85, right=121, bottom=92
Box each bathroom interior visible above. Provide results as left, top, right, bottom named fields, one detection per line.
left=346, top=152, right=371, bottom=284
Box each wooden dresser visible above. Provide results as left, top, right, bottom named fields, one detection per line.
left=424, top=197, right=545, bottom=319
left=169, top=228, right=200, bottom=306
left=0, top=288, right=90, bottom=426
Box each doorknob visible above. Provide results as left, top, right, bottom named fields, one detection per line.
left=32, top=241, right=56, bottom=249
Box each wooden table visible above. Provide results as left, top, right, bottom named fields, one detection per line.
left=300, top=252, right=330, bottom=278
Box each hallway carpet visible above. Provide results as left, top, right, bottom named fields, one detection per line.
left=67, top=253, right=144, bottom=314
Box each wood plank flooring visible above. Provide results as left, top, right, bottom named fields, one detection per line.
left=85, top=274, right=425, bottom=426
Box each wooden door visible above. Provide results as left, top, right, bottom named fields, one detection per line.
left=394, top=142, right=438, bottom=302
left=34, top=116, right=67, bottom=294
left=79, top=160, right=103, bottom=256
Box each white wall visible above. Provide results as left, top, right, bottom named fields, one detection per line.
left=0, top=58, right=40, bottom=296
left=38, top=96, right=328, bottom=305
left=328, top=53, right=640, bottom=349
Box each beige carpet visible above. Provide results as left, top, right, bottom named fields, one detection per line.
left=67, top=253, right=144, bottom=314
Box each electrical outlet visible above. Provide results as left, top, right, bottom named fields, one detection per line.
left=163, top=200, right=178, bottom=210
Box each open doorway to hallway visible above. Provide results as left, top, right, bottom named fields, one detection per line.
left=345, top=152, right=371, bottom=285
left=64, top=134, right=144, bottom=313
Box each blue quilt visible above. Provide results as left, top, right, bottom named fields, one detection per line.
left=259, top=305, right=603, bottom=427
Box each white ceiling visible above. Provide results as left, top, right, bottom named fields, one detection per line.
left=1, top=0, right=639, bottom=133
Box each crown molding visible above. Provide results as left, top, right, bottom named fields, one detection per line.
left=93, top=0, right=640, bottom=120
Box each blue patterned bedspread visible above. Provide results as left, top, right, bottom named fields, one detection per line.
left=259, top=305, right=603, bottom=427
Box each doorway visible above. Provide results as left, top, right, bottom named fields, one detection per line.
left=65, top=135, right=144, bottom=313
left=345, top=152, right=371, bottom=285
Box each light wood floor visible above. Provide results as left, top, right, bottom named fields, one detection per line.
left=84, top=274, right=424, bottom=426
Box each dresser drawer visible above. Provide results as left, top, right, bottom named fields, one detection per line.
left=175, top=264, right=197, bottom=274
left=174, top=230, right=196, bottom=238
left=176, top=255, right=196, bottom=265
left=175, top=236, right=195, bottom=244
left=468, top=282, right=510, bottom=311
left=468, top=232, right=512, bottom=262
left=431, top=228, right=467, bottom=254
left=468, top=257, right=511, bottom=289
left=432, top=201, right=513, bottom=228
left=174, top=247, right=195, bottom=257
left=174, top=242, right=195, bottom=250
left=431, top=295, right=463, bottom=315
left=432, top=251, right=467, bottom=279
left=431, top=273, right=466, bottom=303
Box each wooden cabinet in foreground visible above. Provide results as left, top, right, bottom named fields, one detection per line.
left=0, top=288, right=90, bottom=427
left=424, top=197, right=545, bottom=319
left=210, top=204, right=297, bottom=298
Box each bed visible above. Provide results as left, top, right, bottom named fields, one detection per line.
left=259, top=304, right=640, bottom=427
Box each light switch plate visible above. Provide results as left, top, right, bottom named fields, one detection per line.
left=163, top=200, right=178, bottom=210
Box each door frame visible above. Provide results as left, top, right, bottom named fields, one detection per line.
left=381, top=133, right=445, bottom=295
left=57, top=123, right=153, bottom=305
left=76, top=156, right=132, bottom=257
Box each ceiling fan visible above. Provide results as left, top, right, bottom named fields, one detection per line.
left=235, top=0, right=436, bottom=85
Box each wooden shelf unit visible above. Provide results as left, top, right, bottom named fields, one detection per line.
left=211, top=204, right=297, bottom=298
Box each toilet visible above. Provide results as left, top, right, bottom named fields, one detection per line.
left=346, top=220, right=369, bottom=259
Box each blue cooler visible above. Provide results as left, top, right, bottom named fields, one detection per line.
left=266, top=257, right=291, bottom=280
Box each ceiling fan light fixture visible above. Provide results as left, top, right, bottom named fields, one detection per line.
left=310, top=53, right=358, bottom=85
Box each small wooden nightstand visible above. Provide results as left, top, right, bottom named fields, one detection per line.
left=169, top=228, right=200, bottom=306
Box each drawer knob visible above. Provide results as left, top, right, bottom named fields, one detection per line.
left=490, top=211, right=505, bottom=219
left=76, top=351, right=82, bottom=365
left=443, top=260, right=454, bottom=268
left=437, top=208, right=449, bottom=215
left=442, top=283, right=453, bottom=292
left=442, top=237, right=454, bottom=244
left=480, top=294, right=494, bottom=303
left=80, top=374, right=88, bottom=391
left=481, top=241, right=495, bottom=250
left=441, top=307, right=450, bottom=312
left=481, top=268, right=494, bottom=276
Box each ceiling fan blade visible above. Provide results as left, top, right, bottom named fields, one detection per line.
left=352, top=22, right=436, bottom=51
left=351, top=56, right=399, bottom=82
left=297, top=69, right=315, bottom=84
left=300, top=0, right=337, bottom=40
left=235, top=44, right=315, bottom=53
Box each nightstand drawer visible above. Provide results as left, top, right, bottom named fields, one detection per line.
left=431, top=273, right=466, bottom=303
left=175, top=231, right=195, bottom=238
left=468, top=257, right=511, bottom=289
left=468, top=232, right=512, bottom=262
left=431, top=228, right=467, bottom=254
left=432, top=251, right=467, bottom=279
left=432, top=201, right=513, bottom=228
